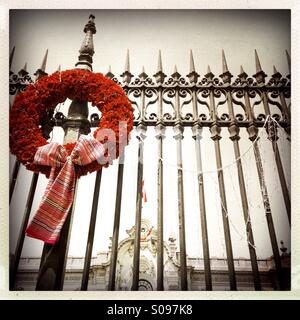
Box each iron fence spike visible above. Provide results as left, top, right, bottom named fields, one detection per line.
left=285, top=50, right=291, bottom=73
left=9, top=46, right=15, bottom=70
left=254, top=49, right=263, bottom=73
left=157, top=49, right=163, bottom=73
left=40, top=49, right=48, bottom=72
left=222, top=49, right=229, bottom=73
left=125, top=49, right=130, bottom=72
left=189, top=49, right=196, bottom=73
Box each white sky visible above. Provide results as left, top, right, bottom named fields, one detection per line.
left=9, top=10, right=290, bottom=261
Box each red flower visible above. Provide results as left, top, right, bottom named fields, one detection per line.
left=10, top=69, right=133, bottom=177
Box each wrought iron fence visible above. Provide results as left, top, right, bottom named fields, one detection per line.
left=9, top=15, right=291, bottom=291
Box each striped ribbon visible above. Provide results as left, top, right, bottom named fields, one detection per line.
left=26, top=136, right=105, bottom=244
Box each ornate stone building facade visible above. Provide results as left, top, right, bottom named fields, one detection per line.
left=15, top=220, right=290, bottom=291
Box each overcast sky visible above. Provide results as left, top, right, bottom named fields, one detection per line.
left=9, top=10, right=290, bottom=262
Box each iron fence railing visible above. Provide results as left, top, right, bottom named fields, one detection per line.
left=9, top=15, right=291, bottom=291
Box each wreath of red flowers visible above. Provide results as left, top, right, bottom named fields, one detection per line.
left=10, top=69, right=134, bottom=177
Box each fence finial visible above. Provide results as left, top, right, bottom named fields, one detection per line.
left=34, top=49, right=49, bottom=80
left=120, top=49, right=133, bottom=84
left=205, top=65, right=214, bottom=79
left=139, top=65, right=148, bottom=81
left=272, top=65, right=282, bottom=81
left=285, top=50, right=291, bottom=74
left=187, top=50, right=199, bottom=84
left=125, top=49, right=130, bottom=72
left=172, top=65, right=181, bottom=82
left=106, top=65, right=114, bottom=79
left=57, top=64, right=61, bottom=72
left=189, top=49, right=196, bottom=73
left=154, top=50, right=166, bottom=84
left=253, top=49, right=267, bottom=84
left=205, top=65, right=214, bottom=83
left=9, top=46, right=15, bottom=70
left=75, top=14, right=96, bottom=71
left=254, top=49, right=263, bottom=73
left=222, top=49, right=229, bottom=73
left=240, top=65, right=246, bottom=75
left=220, top=50, right=232, bottom=84
left=41, top=49, right=48, bottom=72
left=238, top=65, right=248, bottom=82
left=18, top=62, right=28, bottom=76
left=157, top=49, right=163, bottom=73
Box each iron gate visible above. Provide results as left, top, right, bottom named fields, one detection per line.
left=9, top=15, right=291, bottom=291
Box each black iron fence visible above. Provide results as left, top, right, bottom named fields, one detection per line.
left=9, top=15, right=291, bottom=291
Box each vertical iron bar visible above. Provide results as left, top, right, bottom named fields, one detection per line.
left=226, top=92, right=261, bottom=290
left=10, top=49, right=50, bottom=286
left=155, top=87, right=165, bottom=291
left=38, top=242, right=49, bottom=274
left=9, top=46, right=20, bottom=201
left=173, top=84, right=188, bottom=290
left=153, top=52, right=166, bottom=291
left=9, top=159, right=20, bottom=203
left=131, top=126, right=145, bottom=290
left=209, top=89, right=236, bottom=290
left=253, top=141, right=284, bottom=289
left=35, top=182, right=78, bottom=290
left=9, top=46, right=21, bottom=200
left=108, top=153, right=125, bottom=290
left=9, top=45, right=16, bottom=110
left=35, top=100, right=89, bottom=290
left=279, top=92, right=290, bottom=124
left=36, top=98, right=89, bottom=290
left=279, top=92, right=291, bottom=136
left=271, top=139, right=291, bottom=225
left=35, top=15, right=96, bottom=290
left=193, top=128, right=212, bottom=290
left=262, top=92, right=290, bottom=225
left=232, top=139, right=261, bottom=290
left=156, top=139, right=164, bottom=290
left=244, top=90, right=284, bottom=289
left=9, top=46, right=15, bottom=70
left=174, top=130, right=188, bottom=290
left=191, top=90, right=212, bottom=290
left=213, top=138, right=237, bottom=290
left=81, top=168, right=103, bottom=290
left=10, top=173, right=39, bottom=289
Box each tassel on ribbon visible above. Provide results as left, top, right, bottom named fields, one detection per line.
left=26, top=136, right=105, bottom=244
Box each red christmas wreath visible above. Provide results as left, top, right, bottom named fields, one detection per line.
left=10, top=69, right=134, bottom=177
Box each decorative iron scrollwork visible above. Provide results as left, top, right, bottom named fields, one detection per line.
left=144, top=88, right=158, bottom=121
left=235, top=113, right=244, bottom=122
left=219, top=113, right=230, bottom=121
left=199, top=113, right=208, bottom=121
left=163, top=112, right=174, bottom=121
left=9, top=65, right=290, bottom=130
left=9, top=71, right=33, bottom=95
left=271, top=113, right=281, bottom=122
left=149, top=113, right=158, bottom=121
left=256, top=113, right=266, bottom=122
left=183, top=113, right=193, bottom=121
left=9, top=72, right=19, bottom=95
